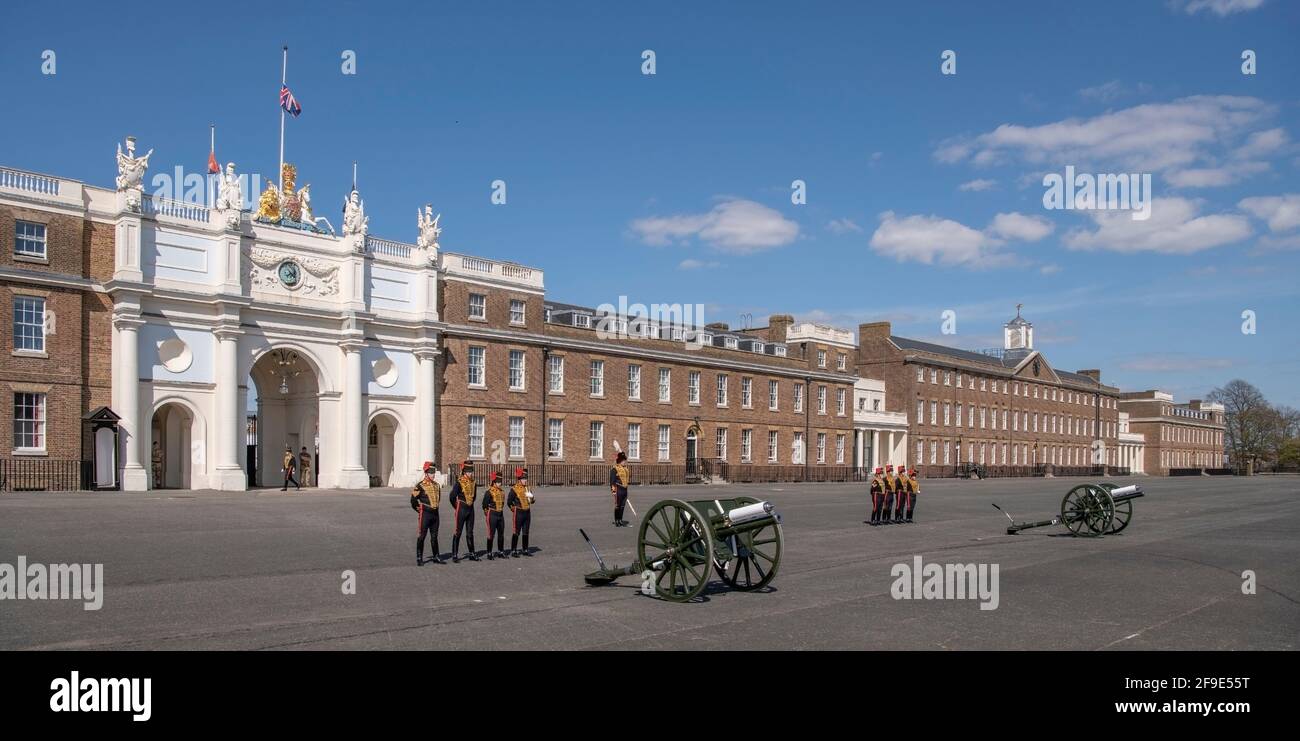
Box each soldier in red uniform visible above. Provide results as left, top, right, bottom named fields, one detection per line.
left=410, top=461, right=443, bottom=565
left=881, top=464, right=897, bottom=525
left=868, top=466, right=885, bottom=525
left=507, top=467, right=534, bottom=557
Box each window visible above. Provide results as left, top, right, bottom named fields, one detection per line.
left=509, top=299, right=525, bottom=325
left=916, top=440, right=923, bottom=464
left=944, top=371, right=951, bottom=386
left=13, top=392, right=46, bottom=451
left=929, top=441, right=937, bottom=465
left=916, top=367, right=925, bottom=382
left=956, top=372, right=963, bottom=388
left=716, top=374, right=728, bottom=406
left=968, top=405, right=975, bottom=427
left=980, top=407, right=987, bottom=429
left=741, top=429, right=752, bottom=462
left=508, top=417, right=525, bottom=458
left=837, top=353, right=847, bottom=371
left=13, top=296, right=45, bottom=352
left=931, top=369, right=938, bottom=384
left=468, top=415, right=485, bottom=457
left=548, top=418, right=563, bottom=458
left=589, top=360, right=604, bottom=396
left=768, top=431, right=779, bottom=462
left=574, top=314, right=591, bottom=328
left=688, top=371, right=701, bottom=404
left=836, top=388, right=846, bottom=415
left=468, top=293, right=486, bottom=320
left=793, top=432, right=805, bottom=464
left=955, top=402, right=963, bottom=427
left=467, top=346, right=485, bottom=386
left=509, top=350, right=526, bottom=390
left=715, top=428, right=728, bottom=460
left=817, top=386, right=827, bottom=414
left=794, top=384, right=804, bottom=413
left=835, top=434, right=845, bottom=464
left=816, top=433, right=826, bottom=463
left=658, top=368, right=671, bottom=402
left=943, top=441, right=951, bottom=465
left=628, top=364, right=641, bottom=400
left=943, top=402, right=951, bottom=426
left=817, top=349, right=827, bottom=367
left=929, top=400, right=937, bottom=425
left=627, top=423, right=641, bottom=460
left=741, top=377, right=752, bottom=408
left=548, top=355, right=564, bottom=393
left=657, top=425, right=671, bottom=461
left=589, top=421, right=604, bottom=459
left=980, top=377, right=987, bottom=391
left=768, top=380, right=779, bottom=410
left=916, top=399, right=925, bottom=424
left=15, top=221, right=47, bottom=259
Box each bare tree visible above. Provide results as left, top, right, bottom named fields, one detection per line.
left=1208, top=379, right=1272, bottom=472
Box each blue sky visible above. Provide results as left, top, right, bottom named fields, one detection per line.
left=3, top=0, right=1298, bottom=405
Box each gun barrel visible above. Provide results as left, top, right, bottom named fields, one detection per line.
left=1109, top=484, right=1144, bottom=503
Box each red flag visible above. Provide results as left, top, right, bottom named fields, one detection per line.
left=207, top=149, right=220, bottom=174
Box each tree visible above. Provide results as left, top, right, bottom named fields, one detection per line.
left=1208, top=379, right=1272, bottom=471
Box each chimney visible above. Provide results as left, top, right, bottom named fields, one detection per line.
left=1076, top=369, right=1101, bottom=383
left=767, top=314, right=794, bottom=343
left=705, top=322, right=729, bottom=332
left=859, top=321, right=892, bottom=341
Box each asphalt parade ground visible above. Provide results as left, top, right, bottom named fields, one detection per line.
left=1, top=476, right=1296, bottom=650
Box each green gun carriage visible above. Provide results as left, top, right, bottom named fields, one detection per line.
left=581, top=495, right=784, bottom=602
left=994, top=482, right=1144, bottom=537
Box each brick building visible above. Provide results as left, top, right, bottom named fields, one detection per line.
left=1, top=168, right=115, bottom=489
left=436, top=257, right=858, bottom=481
left=1118, top=391, right=1225, bottom=474
left=855, top=309, right=1123, bottom=476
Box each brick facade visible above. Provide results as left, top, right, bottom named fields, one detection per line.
left=1119, top=392, right=1226, bottom=474
left=0, top=201, right=110, bottom=464
left=856, top=320, right=1122, bottom=475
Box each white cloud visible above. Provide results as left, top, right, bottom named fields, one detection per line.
left=958, top=178, right=997, bottom=192
left=1118, top=354, right=1236, bottom=372
left=1171, top=0, right=1266, bottom=16
left=1239, top=194, right=1300, bottom=232
left=868, top=210, right=1049, bottom=268
left=1078, top=80, right=1151, bottom=103
left=1234, top=128, right=1289, bottom=159
left=677, top=258, right=721, bottom=271
left=988, top=212, right=1054, bottom=242
left=870, top=212, right=998, bottom=267
left=1166, top=161, right=1269, bottom=188
left=826, top=218, right=864, bottom=235
left=1063, top=197, right=1251, bottom=254
left=630, top=199, right=799, bottom=253
left=935, top=96, right=1276, bottom=174
left=1039, top=264, right=1062, bottom=275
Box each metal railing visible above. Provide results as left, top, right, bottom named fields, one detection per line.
left=0, top=459, right=89, bottom=492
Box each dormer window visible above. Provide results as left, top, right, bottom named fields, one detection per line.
left=574, top=314, right=591, bottom=328
left=752, top=342, right=764, bottom=353
left=774, top=346, right=787, bottom=357
left=724, top=337, right=738, bottom=349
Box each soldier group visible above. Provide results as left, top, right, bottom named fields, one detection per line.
left=411, top=460, right=534, bottom=565
left=868, top=464, right=919, bottom=525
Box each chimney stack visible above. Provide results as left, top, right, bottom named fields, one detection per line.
left=767, top=314, right=794, bottom=343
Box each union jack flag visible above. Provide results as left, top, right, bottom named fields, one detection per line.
left=280, top=85, right=302, bottom=117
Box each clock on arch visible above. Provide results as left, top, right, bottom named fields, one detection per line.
left=277, top=260, right=302, bottom=288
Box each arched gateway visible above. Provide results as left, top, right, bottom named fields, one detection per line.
left=106, top=153, right=440, bottom=490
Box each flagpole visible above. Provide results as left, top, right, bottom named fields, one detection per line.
left=278, top=46, right=287, bottom=192
left=209, top=124, right=216, bottom=208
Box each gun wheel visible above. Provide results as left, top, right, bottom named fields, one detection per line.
left=715, top=496, right=783, bottom=591
left=1098, top=482, right=1133, bottom=534
left=638, top=499, right=713, bottom=602
left=1061, top=484, right=1113, bottom=537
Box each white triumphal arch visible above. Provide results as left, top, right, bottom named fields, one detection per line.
left=106, top=141, right=441, bottom=490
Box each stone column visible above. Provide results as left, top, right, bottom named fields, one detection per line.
left=414, top=347, right=439, bottom=473
left=115, top=314, right=149, bottom=491
left=212, top=327, right=247, bottom=490
left=337, top=340, right=371, bottom=488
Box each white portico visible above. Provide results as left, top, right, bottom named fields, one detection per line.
left=107, top=142, right=442, bottom=490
